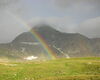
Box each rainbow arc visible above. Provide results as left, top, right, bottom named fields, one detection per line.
left=7, top=11, right=57, bottom=59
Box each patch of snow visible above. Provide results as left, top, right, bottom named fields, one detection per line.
left=24, top=56, right=38, bottom=60
left=21, top=42, right=40, bottom=45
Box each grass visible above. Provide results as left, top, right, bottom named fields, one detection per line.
left=0, top=57, right=100, bottom=80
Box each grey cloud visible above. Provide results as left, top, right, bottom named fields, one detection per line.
left=76, top=17, right=100, bottom=38
left=29, top=16, right=77, bottom=33
left=54, top=0, right=100, bottom=18
left=0, top=0, right=100, bottom=43
left=54, top=0, right=72, bottom=9
left=0, top=0, right=20, bottom=8
left=54, top=0, right=100, bottom=8
left=0, top=10, right=28, bottom=43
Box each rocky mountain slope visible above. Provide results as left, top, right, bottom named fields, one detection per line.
left=0, top=24, right=100, bottom=60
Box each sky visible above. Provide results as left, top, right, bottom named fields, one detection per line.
left=0, top=0, right=100, bottom=43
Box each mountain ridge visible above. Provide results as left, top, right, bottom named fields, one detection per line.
left=0, top=25, right=100, bottom=60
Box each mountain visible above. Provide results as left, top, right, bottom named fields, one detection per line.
left=0, top=24, right=100, bottom=60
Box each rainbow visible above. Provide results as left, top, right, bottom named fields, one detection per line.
left=30, top=29, right=57, bottom=59
left=7, top=11, right=57, bottom=60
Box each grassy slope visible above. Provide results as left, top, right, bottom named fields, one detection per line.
left=0, top=57, right=100, bottom=80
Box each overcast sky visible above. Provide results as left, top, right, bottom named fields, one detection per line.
left=0, top=0, right=100, bottom=43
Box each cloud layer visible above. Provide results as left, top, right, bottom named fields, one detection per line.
left=0, top=0, right=20, bottom=8
left=76, top=17, right=100, bottom=38
left=0, top=0, right=100, bottom=43
left=54, top=0, right=100, bottom=9
left=29, top=16, right=77, bottom=33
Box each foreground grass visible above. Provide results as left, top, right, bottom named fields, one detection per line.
left=0, top=57, right=100, bottom=80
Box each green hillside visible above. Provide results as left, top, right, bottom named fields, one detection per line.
left=0, top=57, right=100, bottom=80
